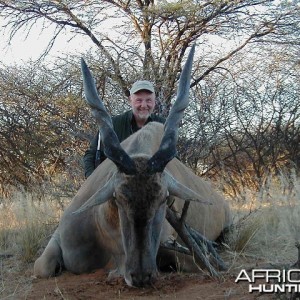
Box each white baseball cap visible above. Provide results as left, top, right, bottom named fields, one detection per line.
left=130, top=80, right=155, bottom=95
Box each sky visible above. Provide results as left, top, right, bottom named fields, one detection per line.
left=0, top=18, right=91, bottom=65
left=0, top=11, right=124, bottom=66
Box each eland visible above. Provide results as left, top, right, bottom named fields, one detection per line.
left=34, top=45, right=231, bottom=287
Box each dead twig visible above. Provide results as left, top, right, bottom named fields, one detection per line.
left=166, top=205, right=227, bottom=277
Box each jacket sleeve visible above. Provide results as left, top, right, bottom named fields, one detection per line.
left=83, top=133, right=98, bottom=178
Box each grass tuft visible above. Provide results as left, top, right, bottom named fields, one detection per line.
left=0, top=188, right=65, bottom=263
left=224, top=170, right=300, bottom=265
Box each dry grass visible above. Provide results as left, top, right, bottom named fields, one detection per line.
left=0, top=189, right=66, bottom=263
left=0, top=188, right=70, bottom=299
left=1, top=172, right=300, bottom=298
left=1, top=172, right=300, bottom=267
left=224, top=170, right=300, bottom=266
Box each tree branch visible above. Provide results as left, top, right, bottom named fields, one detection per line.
left=166, top=207, right=227, bottom=277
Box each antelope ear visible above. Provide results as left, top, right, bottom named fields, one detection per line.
left=163, top=171, right=212, bottom=205
left=73, top=175, right=115, bottom=214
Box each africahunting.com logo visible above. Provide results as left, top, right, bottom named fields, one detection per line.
left=235, top=269, right=300, bottom=293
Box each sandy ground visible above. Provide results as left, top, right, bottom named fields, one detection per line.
left=0, top=255, right=276, bottom=300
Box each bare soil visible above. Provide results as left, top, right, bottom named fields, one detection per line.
left=1, top=255, right=275, bottom=300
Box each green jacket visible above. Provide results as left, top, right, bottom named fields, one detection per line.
left=83, top=110, right=165, bottom=178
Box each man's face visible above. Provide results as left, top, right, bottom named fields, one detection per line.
left=129, top=90, right=156, bottom=123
